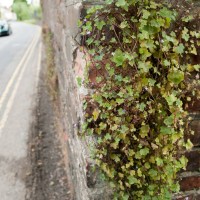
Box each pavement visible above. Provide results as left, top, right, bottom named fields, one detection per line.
left=0, top=21, right=41, bottom=200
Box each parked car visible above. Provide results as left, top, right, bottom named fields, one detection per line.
left=0, top=20, right=12, bottom=36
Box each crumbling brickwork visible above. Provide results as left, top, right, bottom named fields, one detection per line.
left=41, top=0, right=200, bottom=199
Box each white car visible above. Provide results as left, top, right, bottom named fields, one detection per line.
left=0, top=20, right=12, bottom=36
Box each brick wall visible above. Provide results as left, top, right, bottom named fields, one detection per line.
left=41, top=0, right=111, bottom=199
left=176, top=111, right=200, bottom=199
left=41, top=0, right=200, bottom=199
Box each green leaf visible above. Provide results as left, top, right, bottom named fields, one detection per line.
left=140, top=125, right=150, bottom=138
left=96, top=76, right=102, bottom=83
left=138, top=61, right=152, bottom=73
left=171, top=133, right=181, bottom=143
left=156, top=157, right=164, bottom=166
left=148, top=169, right=158, bottom=177
left=150, top=1, right=159, bottom=9
left=138, top=31, right=149, bottom=40
left=173, top=43, right=185, bottom=54
left=112, top=49, right=126, bottom=67
left=86, top=38, right=94, bottom=45
left=193, top=65, right=200, bottom=71
left=139, top=47, right=151, bottom=60
left=160, top=126, right=173, bottom=135
left=159, top=7, right=175, bottom=20
left=96, top=20, right=106, bottom=30
left=142, top=10, right=151, bottom=19
left=105, top=0, right=113, bottom=4
left=148, top=78, right=156, bottom=86
left=137, top=168, right=142, bottom=177
left=116, top=0, right=126, bottom=7
left=185, top=139, right=193, bottom=150
left=111, top=138, right=120, bottom=149
left=115, top=75, right=123, bottom=82
left=120, top=21, right=128, bottom=29
left=97, top=137, right=103, bottom=144
left=182, top=15, right=194, bottom=22
left=144, top=162, right=151, bottom=169
left=165, top=94, right=177, bottom=106
left=137, top=102, right=146, bottom=112
left=176, top=99, right=183, bottom=108
left=164, top=115, right=174, bottom=126
left=191, top=46, right=197, bottom=55
left=118, top=108, right=125, bottom=115
left=128, top=176, right=138, bottom=185
left=122, top=194, right=129, bottom=200
left=121, top=125, right=129, bottom=133
left=116, top=98, right=124, bottom=104
left=85, top=21, right=92, bottom=31
left=111, top=154, right=121, bottom=163
left=179, top=156, right=188, bottom=170
left=140, top=147, right=149, bottom=156
left=182, top=28, right=190, bottom=42
left=92, top=109, right=100, bottom=121
left=164, top=60, right=170, bottom=67
left=99, top=122, right=107, bottom=130
left=105, top=133, right=112, bottom=140
left=167, top=71, right=184, bottom=84
left=108, top=68, right=115, bottom=76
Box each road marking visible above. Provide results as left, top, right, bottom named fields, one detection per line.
left=0, top=29, right=41, bottom=135
left=0, top=30, right=39, bottom=112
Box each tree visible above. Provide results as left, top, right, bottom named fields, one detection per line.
left=13, top=0, right=27, bottom=4
left=12, top=1, right=30, bottom=21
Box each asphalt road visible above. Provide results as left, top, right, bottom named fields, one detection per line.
left=0, top=22, right=41, bottom=200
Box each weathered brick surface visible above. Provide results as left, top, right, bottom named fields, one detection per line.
left=187, top=99, right=200, bottom=113
left=41, top=0, right=111, bottom=199
left=185, top=149, right=200, bottom=172
left=188, top=118, right=200, bottom=147
left=41, top=0, right=200, bottom=199
left=180, top=175, right=200, bottom=191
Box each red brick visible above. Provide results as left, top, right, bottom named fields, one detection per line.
left=180, top=176, right=200, bottom=191
left=188, top=119, right=200, bottom=147
left=184, top=84, right=200, bottom=113
left=186, top=98, right=200, bottom=113
left=185, top=149, right=200, bottom=171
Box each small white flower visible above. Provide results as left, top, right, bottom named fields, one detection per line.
left=87, top=31, right=91, bottom=35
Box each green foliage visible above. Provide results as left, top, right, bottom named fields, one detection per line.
left=13, top=0, right=27, bottom=3
left=12, top=2, right=30, bottom=21
left=29, top=5, right=42, bottom=20
left=80, top=0, right=200, bottom=199
left=12, top=1, right=42, bottom=21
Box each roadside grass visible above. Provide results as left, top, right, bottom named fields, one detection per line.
left=42, top=26, right=59, bottom=101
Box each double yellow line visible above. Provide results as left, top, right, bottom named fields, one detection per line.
left=0, top=28, right=41, bottom=135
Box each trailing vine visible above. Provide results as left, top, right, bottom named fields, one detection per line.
left=79, top=0, right=200, bottom=199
